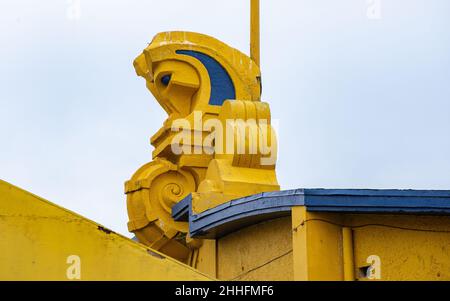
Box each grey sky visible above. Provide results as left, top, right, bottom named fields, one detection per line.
left=1, top=0, right=449, bottom=236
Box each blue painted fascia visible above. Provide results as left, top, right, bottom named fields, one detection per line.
left=172, top=189, right=450, bottom=239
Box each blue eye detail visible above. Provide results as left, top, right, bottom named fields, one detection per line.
left=161, top=74, right=171, bottom=86
left=176, top=50, right=236, bottom=106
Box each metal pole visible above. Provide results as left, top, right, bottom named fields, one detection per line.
left=250, top=0, right=260, bottom=67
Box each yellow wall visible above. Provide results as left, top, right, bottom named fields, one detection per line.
left=292, top=207, right=344, bottom=281
left=349, top=214, right=450, bottom=281
left=3, top=177, right=450, bottom=281
left=195, top=207, right=450, bottom=281
left=0, top=180, right=212, bottom=281
left=195, top=217, right=293, bottom=281
left=292, top=207, right=450, bottom=281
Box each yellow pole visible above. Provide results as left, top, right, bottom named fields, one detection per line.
left=342, top=227, right=355, bottom=281
left=250, top=0, right=260, bottom=67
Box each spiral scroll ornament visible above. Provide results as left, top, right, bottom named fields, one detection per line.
left=125, top=159, right=197, bottom=262
left=147, top=169, right=195, bottom=234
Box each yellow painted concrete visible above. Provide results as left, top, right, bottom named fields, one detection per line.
left=348, top=214, right=450, bottom=281
left=197, top=217, right=293, bottom=281
left=0, top=180, right=213, bottom=281
left=4, top=178, right=450, bottom=282
left=291, top=207, right=450, bottom=281
left=127, top=30, right=279, bottom=260
left=292, top=207, right=344, bottom=281
left=191, top=239, right=217, bottom=279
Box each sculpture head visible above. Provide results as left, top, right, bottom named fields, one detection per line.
left=134, top=31, right=262, bottom=121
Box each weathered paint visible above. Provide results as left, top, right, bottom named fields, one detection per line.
left=0, top=180, right=213, bottom=281
left=342, top=227, right=355, bottom=281
left=292, top=207, right=344, bottom=281
left=192, top=239, right=217, bottom=279
left=348, top=214, right=450, bottom=281
left=216, top=217, right=293, bottom=281
left=171, top=188, right=450, bottom=281
left=291, top=207, right=450, bottom=281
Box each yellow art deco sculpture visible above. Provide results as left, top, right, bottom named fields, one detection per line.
left=125, top=31, right=279, bottom=263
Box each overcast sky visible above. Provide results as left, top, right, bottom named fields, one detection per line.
left=1, top=0, right=449, bottom=236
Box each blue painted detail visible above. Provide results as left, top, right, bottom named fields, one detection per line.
left=176, top=50, right=235, bottom=106
left=172, top=195, right=191, bottom=222
left=161, top=74, right=171, bottom=86
left=172, top=189, right=450, bottom=239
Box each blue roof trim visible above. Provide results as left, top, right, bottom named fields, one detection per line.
left=176, top=50, right=236, bottom=106
left=172, top=194, right=191, bottom=222
left=172, top=189, right=450, bottom=239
